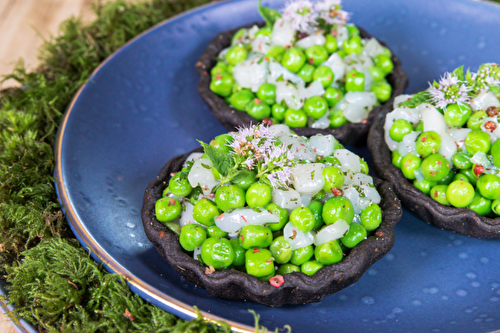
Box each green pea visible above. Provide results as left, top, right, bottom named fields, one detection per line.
left=345, top=70, right=365, bottom=92
left=179, top=224, right=207, bottom=252
left=266, top=203, right=289, bottom=231
left=229, top=238, right=245, bottom=267
left=192, top=198, right=219, bottom=226
left=322, top=196, right=355, bottom=225
left=239, top=225, right=273, bottom=249
left=308, top=200, right=324, bottom=230
left=468, top=191, right=492, bottom=216
left=389, top=119, right=413, bottom=142
left=453, top=173, right=469, bottom=182
left=336, top=49, right=347, bottom=58
left=313, top=66, right=334, bottom=88
left=329, top=109, right=348, bottom=128
left=437, top=168, right=456, bottom=185
left=290, top=206, right=316, bottom=233
left=452, top=150, right=472, bottom=169
left=360, top=203, right=382, bottom=231
left=232, top=170, right=257, bottom=191
left=215, top=184, right=246, bottom=211
left=413, top=178, right=437, bottom=195
left=467, top=110, right=487, bottom=130
left=164, top=222, right=181, bottom=236
left=430, top=185, right=450, bottom=206
left=446, top=180, right=475, bottom=208
left=415, top=122, right=424, bottom=132
left=201, top=237, right=235, bottom=269
left=371, top=80, right=392, bottom=102
left=304, top=96, right=328, bottom=119
left=301, top=261, right=324, bottom=276
left=465, top=130, right=491, bottom=155
left=341, top=223, right=367, bottom=248
left=281, top=47, right=306, bottom=73
left=324, top=86, right=343, bottom=107
left=459, top=169, right=477, bottom=186
left=269, top=236, right=292, bottom=264
left=360, top=159, right=369, bottom=174
left=421, top=154, right=451, bottom=182
left=169, top=172, right=192, bottom=197
left=445, top=103, right=471, bottom=127
left=297, top=63, right=315, bottom=83
left=246, top=182, right=272, bottom=207
left=210, top=133, right=233, bottom=154
left=315, top=239, right=344, bottom=264
left=290, top=245, right=314, bottom=266
left=245, top=248, right=275, bottom=278
left=400, top=154, right=422, bottom=180
left=226, top=45, right=247, bottom=66
left=210, top=72, right=234, bottom=97
left=369, top=66, right=385, bottom=82
left=373, top=54, right=394, bottom=75
left=491, top=198, right=500, bottom=215
left=342, top=35, right=363, bottom=55
left=256, top=83, right=276, bottom=105
left=271, top=104, right=287, bottom=121
left=324, top=34, right=338, bottom=54
left=211, top=61, right=228, bottom=77
left=255, top=26, right=272, bottom=37
left=346, top=23, right=360, bottom=36
left=229, top=90, right=254, bottom=111
left=266, top=45, right=286, bottom=61
left=207, top=225, right=228, bottom=238
left=305, top=45, right=328, bottom=66
left=320, top=155, right=341, bottom=166
left=155, top=197, right=182, bottom=222
left=476, top=174, right=500, bottom=200
left=322, top=166, right=345, bottom=191
left=245, top=98, right=271, bottom=120
left=491, top=140, right=500, bottom=168
left=392, top=150, right=403, bottom=168
left=312, top=190, right=328, bottom=202
left=277, top=263, right=301, bottom=275
left=285, top=108, right=308, bottom=127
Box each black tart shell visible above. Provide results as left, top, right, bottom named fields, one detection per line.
left=141, top=147, right=403, bottom=307
left=368, top=109, right=500, bottom=238
left=196, top=23, right=408, bottom=146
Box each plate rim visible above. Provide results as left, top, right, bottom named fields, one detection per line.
left=54, top=0, right=256, bottom=332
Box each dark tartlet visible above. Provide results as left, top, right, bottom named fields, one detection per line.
left=196, top=24, right=408, bottom=146
left=368, top=111, right=500, bottom=239
left=141, top=147, right=402, bottom=307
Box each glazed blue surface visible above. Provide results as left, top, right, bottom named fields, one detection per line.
left=52, top=0, right=500, bottom=332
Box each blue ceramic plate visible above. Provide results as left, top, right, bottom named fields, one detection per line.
left=52, top=0, right=500, bottom=332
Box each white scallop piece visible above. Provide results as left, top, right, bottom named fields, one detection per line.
left=271, top=18, right=296, bottom=47
left=268, top=61, right=305, bottom=85
left=343, top=186, right=361, bottom=214
left=290, top=163, right=325, bottom=194
left=214, top=208, right=279, bottom=233
left=184, top=152, right=204, bottom=167
left=360, top=184, right=381, bottom=204
left=448, top=127, right=472, bottom=151
left=397, top=131, right=421, bottom=157
left=193, top=246, right=202, bottom=261
left=438, top=132, right=457, bottom=163
left=187, top=159, right=220, bottom=195
left=311, top=113, right=330, bottom=129
left=268, top=124, right=291, bottom=137
left=272, top=188, right=302, bottom=212
left=315, top=220, right=350, bottom=245
left=470, top=91, right=500, bottom=111
left=309, top=134, right=336, bottom=157
left=180, top=202, right=204, bottom=228
left=295, top=32, right=326, bottom=48
left=232, top=55, right=268, bottom=92
left=420, top=103, right=447, bottom=135
left=363, top=38, right=385, bottom=58
left=334, top=149, right=361, bottom=173
left=393, top=94, right=414, bottom=108
left=321, top=52, right=346, bottom=82
left=283, top=222, right=316, bottom=250
left=297, top=80, right=325, bottom=100
left=251, top=35, right=271, bottom=54
left=300, top=193, right=313, bottom=207
left=275, top=81, right=304, bottom=109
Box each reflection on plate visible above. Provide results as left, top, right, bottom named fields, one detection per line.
left=54, top=0, right=500, bottom=332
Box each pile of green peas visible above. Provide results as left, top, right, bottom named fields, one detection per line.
left=209, top=23, right=394, bottom=128
left=388, top=102, right=500, bottom=216
left=154, top=133, right=383, bottom=281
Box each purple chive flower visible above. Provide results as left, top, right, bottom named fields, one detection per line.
left=282, top=0, right=318, bottom=33
left=428, top=72, right=471, bottom=109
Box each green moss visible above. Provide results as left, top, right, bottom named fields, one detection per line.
left=0, top=0, right=281, bottom=331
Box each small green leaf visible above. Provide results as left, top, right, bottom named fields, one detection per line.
left=452, top=65, right=465, bottom=81
left=199, top=141, right=235, bottom=177
left=231, top=169, right=254, bottom=183
left=258, top=0, right=281, bottom=28
left=399, top=91, right=432, bottom=108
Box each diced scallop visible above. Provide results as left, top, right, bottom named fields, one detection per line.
left=470, top=91, right=500, bottom=111
left=269, top=124, right=291, bottom=137
left=309, top=134, right=336, bottom=157
left=360, top=184, right=381, bottom=204
left=342, top=92, right=377, bottom=122
left=295, top=32, right=326, bottom=48
left=321, top=53, right=346, bottom=82
left=251, top=35, right=271, bottom=54
left=342, top=186, right=361, bottom=214
left=272, top=18, right=295, bottom=47
left=280, top=135, right=317, bottom=161
left=268, top=61, right=305, bottom=85
left=284, top=222, right=316, bottom=250
left=397, top=131, right=421, bottom=157
left=393, top=94, right=414, bottom=108
left=275, top=81, right=304, bottom=109
left=218, top=47, right=230, bottom=60
left=180, top=202, right=204, bottom=228
left=311, top=113, right=330, bottom=129
left=471, top=152, right=493, bottom=169
left=438, top=132, right=457, bottom=163
left=334, top=149, right=361, bottom=173
left=248, top=25, right=260, bottom=39
left=420, top=103, right=447, bottom=135
left=345, top=173, right=374, bottom=186
left=448, top=127, right=472, bottom=151
left=272, top=188, right=302, bottom=212
left=363, top=38, right=385, bottom=58
left=214, top=208, right=279, bottom=233
left=297, top=80, right=325, bottom=100
left=314, top=220, right=350, bottom=245
left=193, top=246, right=202, bottom=260
left=188, top=159, right=220, bottom=195
left=232, top=55, right=268, bottom=92
left=183, top=152, right=204, bottom=167
left=335, top=25, right=349, bottom=47
left=291, top=163, right=325, bottom=194
left=300, top=193, right=313, bottom=207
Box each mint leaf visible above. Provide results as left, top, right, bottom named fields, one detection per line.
left=452, top=66, right=465, bottom=81
left=258, top=0, right=281, bottom=28
left=198, top=141, right=235, bottom=177
left=231, top=169, right=254, bottom=183
left=399, top=91, right=432, bottom=108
